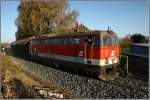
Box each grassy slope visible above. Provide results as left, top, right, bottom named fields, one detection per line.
left=1, top=53, right=41, bottom=87
left=1, top=52, right=79, bottom=99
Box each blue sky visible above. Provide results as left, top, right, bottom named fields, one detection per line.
left=1, top=0, right=149, bottom=43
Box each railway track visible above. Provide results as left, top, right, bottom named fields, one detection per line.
left=10, top=56, right=149, bottom=99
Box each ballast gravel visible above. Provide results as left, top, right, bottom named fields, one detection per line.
left=11, top=57, right=149, bottom=99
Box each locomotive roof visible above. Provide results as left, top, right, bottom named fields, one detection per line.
left=34, top=30, right=116, bottom=40
left=11, top=30, right=116, bottom=45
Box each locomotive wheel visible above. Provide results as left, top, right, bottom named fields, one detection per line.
left=98, top=66, right=118, bottom=81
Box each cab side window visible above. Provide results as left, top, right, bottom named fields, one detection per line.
left=93, top=37, right=100, bottom=46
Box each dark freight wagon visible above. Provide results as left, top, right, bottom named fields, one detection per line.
left=128, top=43, right=149, bottom=79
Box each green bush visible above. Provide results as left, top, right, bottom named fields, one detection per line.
left=120, top=44, right=130, bottom=55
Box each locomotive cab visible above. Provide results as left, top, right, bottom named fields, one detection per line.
left=98, top=32, right=119, bottom=80
left=84, top=32, right=120, bottom=80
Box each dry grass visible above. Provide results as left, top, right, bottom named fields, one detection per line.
left=0, top=53, right=80, bottom=98
left=1, top=53, right=41, bottom=87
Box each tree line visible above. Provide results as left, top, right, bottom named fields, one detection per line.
left=120, top=33, right=148, bottom=54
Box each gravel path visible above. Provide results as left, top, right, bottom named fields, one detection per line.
left=11, top=56, right=149, bottom=99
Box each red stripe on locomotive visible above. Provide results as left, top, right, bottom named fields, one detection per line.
left=31, top=37, right=120, bottom=60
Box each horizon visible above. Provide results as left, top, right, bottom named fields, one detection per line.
left=1, top=0, right=149, bottom=43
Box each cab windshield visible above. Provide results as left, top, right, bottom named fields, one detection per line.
left=93, top=36, right=119, bottom=46
left=103, top=36, right=119, bottom=46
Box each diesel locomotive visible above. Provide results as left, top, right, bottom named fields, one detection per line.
left=11, top=30, right=120, bottom=80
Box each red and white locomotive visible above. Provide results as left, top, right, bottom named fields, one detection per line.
left=29, top=30, right=120, bottom=80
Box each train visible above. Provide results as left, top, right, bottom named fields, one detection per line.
left=11, top=30, right=120, bottom=80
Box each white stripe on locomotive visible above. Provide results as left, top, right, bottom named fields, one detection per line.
left=30, top=52, right=119, bottom=66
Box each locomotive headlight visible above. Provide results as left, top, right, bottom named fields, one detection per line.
left=88, top=38, right=91, bottom=42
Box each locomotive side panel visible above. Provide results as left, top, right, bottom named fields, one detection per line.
left=29, top=31, right=120, bottom=80
left=29, top=33, right=120, bottom=66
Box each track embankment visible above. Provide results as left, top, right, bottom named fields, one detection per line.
left=8, top=54, right=149, bottom=99
left=0, top=53, right=78, bottom=99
